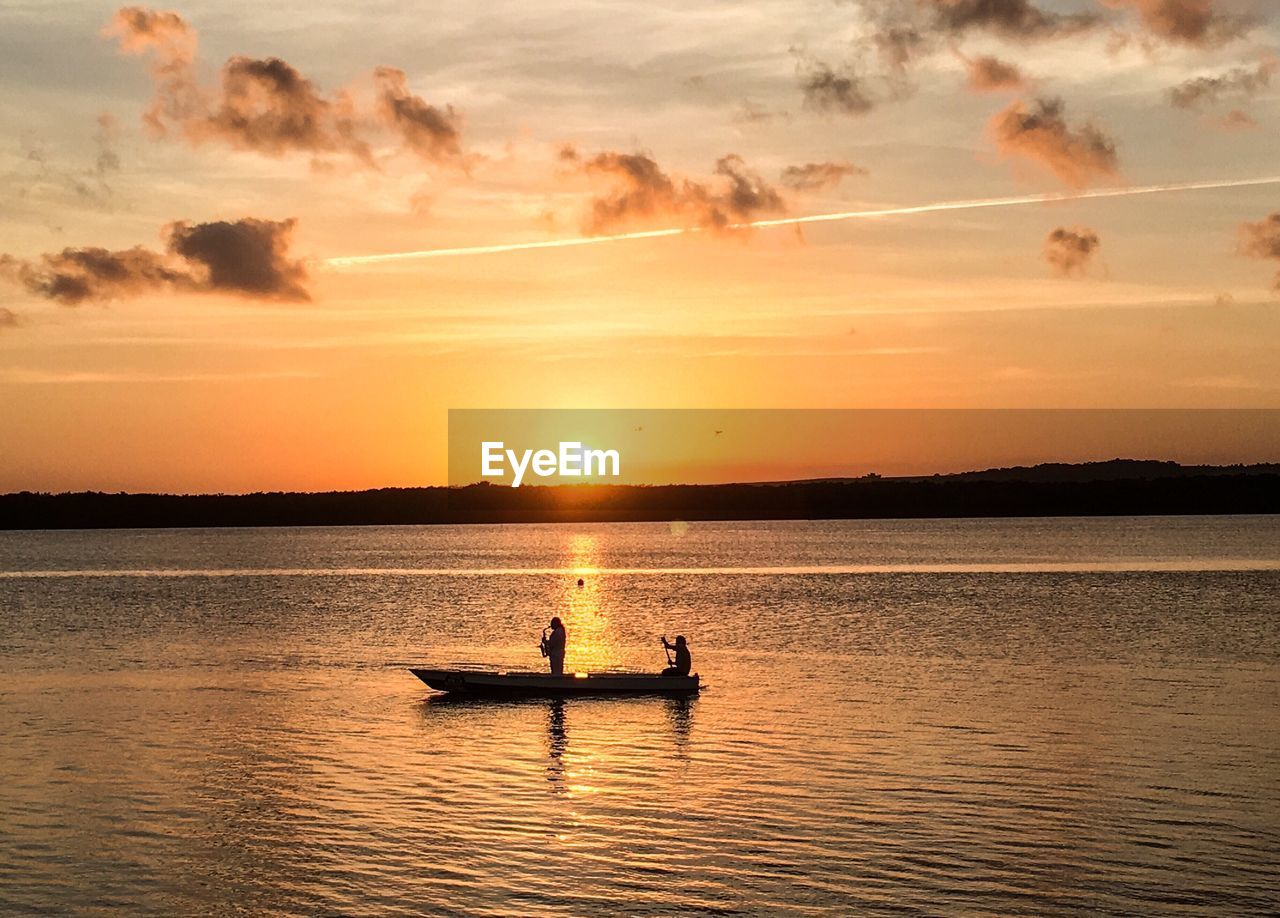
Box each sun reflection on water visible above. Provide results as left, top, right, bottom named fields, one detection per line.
left=559, top=534, right=622, bottom=672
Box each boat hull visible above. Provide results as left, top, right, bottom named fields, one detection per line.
left=410, top=668, right=700, bottom=698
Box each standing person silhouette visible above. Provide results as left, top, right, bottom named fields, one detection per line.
left=541, top=617, right=567, bottom=675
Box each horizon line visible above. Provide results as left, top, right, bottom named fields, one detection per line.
left=5, top=457, right=1279, bottom=498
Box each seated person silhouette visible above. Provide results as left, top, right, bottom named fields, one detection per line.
left=661, top=635, right=691, bottom=677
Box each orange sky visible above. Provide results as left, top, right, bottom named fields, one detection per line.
left=446, top=409, right=1280, bottom=486
left=1, top=1, right=1278, bottom=491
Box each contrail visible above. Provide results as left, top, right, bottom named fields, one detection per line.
left=324, top=175, right=1280, bottom=267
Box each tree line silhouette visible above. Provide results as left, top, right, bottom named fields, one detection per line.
left=1, top=461, right=1277, bottom=529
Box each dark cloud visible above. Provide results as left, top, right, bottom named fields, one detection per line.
left=167, top=218, right=309, bottom=301
left=1238, top=213, right=1280, bottom=290
left=714, top=155, right=785, bottom=222
left=106, top=7, right=460, bottom=169
left=564, top=148, right=677, bottom=230
left=0, top=307, right=19, bottom=328
left=0, top=246, right=188, bottom=305
left=792, top=1, right=1245, bottom=122
left=926, top=0, right=1098, bottom=40
left=564, top=148, right=785, bottom=233
left=965, top=55, right=1029, bottom=92
left=780, top=161, right=867, bottom=191
left=192, top=56, right=371, bottom=163
left=373, top=67, right=463, bottom=165
left=0, top=217, right=308, bottom=305
left=1105, top=0, right=1253, bottom=48
left=1168, top=57, right=1277, bottom=110
left=990, top=97, right=1119, bottom=187
left=799, top=62, right=876, bottom=115
left=792, top=9, right=919, bottom=117
left=1043, top=226, right=1100, bottom=275
left=797, top=1, right=1094, bottom=118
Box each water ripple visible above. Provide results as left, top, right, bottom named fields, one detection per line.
left=0, top=520, right=1277, bottom=914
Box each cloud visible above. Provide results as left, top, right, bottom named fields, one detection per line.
left=990, top=97, right=1119, bottom=187
left=733, top=100, right=790, bottom=125
left=562, top=147, right=785, bottom=233
left=873, top=24, right=929, bottom=96
left=1214, top=108, right=1257, bottom=130
left=791, top=2, right=1248, bottom=124
left=0, top=217, right=309, bottom=305
left=1043, top=226, right=1100, bottom=275
left=799, top=62, right=875, bottom=115
left=193, top=56, right=372, bottom=163
left=561, top=147, right=675, bottom=230
left=926, top=0, right=1098, bottom=40
left=873, top=24, right=927, bottom=70
left=14, top=115, right=122, bottom=208
left=373, top=67, right=463, bottom=165
left=1105, top=0, right=1253, bottom=47
left=1167, top=56, right=1277, bottom=110
left=94, top=113, right=122, bottom=180
left=167, top=218, right=309, bottom=300
left=797, top=2, right=1094, bottom=118
left=105, top=6, right=193, bottom=56
left=716, top=155, right=786, bottom=221
left=105, top=7, right=461, bottom=169
left=105, top=7, right=200, bottom=133
left=965, top=55, right=1029, bottom=92
left=779, top=161, right=867, bottom=191
left=1239, top=212, right=1280, bottom=289
left=0, top=247, right=186, bottom=305
left=0, top=307, right=19, bottom=329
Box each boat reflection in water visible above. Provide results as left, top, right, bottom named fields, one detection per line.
left=547, top=699, right=567, bottom=791
left=419, top=692, right=697, bottom=798
left=664, top=695, right=694, bottom=754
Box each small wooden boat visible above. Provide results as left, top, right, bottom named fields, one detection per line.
left=410, top=667, right=700, bottom=698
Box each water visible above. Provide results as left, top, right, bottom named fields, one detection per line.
left=1, top=517, right=1277, bottom=915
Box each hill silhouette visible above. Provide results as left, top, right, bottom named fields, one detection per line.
left=925, top=459, right=1280, bottom=483
left=1, top=460, right=1277, bottom=529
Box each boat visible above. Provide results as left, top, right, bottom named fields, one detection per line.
left=409, top=667, right=700, bottom=698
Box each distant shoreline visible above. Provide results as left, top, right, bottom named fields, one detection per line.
left=2, top=460, right=1277, bottom=530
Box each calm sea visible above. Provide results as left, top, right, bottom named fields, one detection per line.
left=1, top=517, right=1278, bottom=915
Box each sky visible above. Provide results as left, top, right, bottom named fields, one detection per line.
left=1, top=0, right=1278, bottom=492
